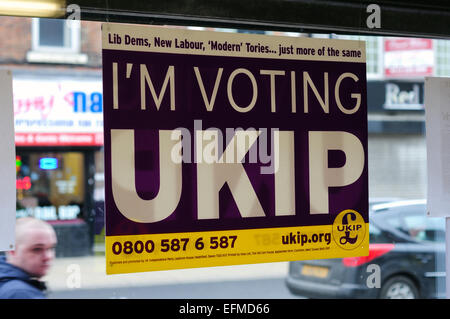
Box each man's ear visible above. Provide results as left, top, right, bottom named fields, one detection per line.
left=5, top=249, right=16, bottom=261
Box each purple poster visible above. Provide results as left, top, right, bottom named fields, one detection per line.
left=102, top=23, right=368, bottom=274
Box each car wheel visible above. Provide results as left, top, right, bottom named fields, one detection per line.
left=380, top=276, right=419, bottom=299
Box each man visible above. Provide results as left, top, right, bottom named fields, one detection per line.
left=0, top=217, right=57, bottom=298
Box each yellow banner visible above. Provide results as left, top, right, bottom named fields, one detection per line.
left=106, top=222, right=369, bottom=274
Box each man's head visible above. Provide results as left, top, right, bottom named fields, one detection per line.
left=6, top=217, right=57, bottom=278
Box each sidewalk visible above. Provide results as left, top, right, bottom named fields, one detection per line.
left=44, top=254, right=289, bottom=291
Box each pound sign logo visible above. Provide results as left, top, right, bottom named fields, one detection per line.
left=332, top=209, right=366, bottom=250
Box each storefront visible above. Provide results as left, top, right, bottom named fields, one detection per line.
left=13, top=74, right=103, bottom=256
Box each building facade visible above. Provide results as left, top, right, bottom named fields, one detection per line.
left=0, top=16, right=103, bottom=256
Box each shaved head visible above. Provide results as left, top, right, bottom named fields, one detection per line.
left=14, top=217, right=54, bottom=246
left=6, top=217, right=57, bottom=278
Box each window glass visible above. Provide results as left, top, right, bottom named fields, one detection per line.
left=29, top=17, right=84, bottom=61
left=403, top=215, right=445, bottom=243
left=368, top=222, right=393, bottom=243
left=1, top=14, right=448, bottom=300
left=38, top=18, right=66, bottom=47
left=380, top=206, right=445, bottom=243
left=435, top=39, right=450, bottom=76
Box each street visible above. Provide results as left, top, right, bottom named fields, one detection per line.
left=48, top=277, right=302, bottom=299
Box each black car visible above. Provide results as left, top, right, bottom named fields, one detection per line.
left=286, top=200, right=446, bottom=299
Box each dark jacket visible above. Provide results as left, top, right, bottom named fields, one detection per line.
left=0, top=256, right=47, bottom=299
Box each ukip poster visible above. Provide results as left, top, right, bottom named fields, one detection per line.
left=102, top=23, right=368, bottom=274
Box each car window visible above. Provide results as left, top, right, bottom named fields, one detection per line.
left=403, top=215, right=427, bottom=242
left=403, top=215, right=445, bottom=243
left=382, top=213, right=410, bottom=238
left=381, top=209, right=445, bottom=243
left=369, top=223, right=393, bottom=243
left=384, top=215, right=403, bottom=229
